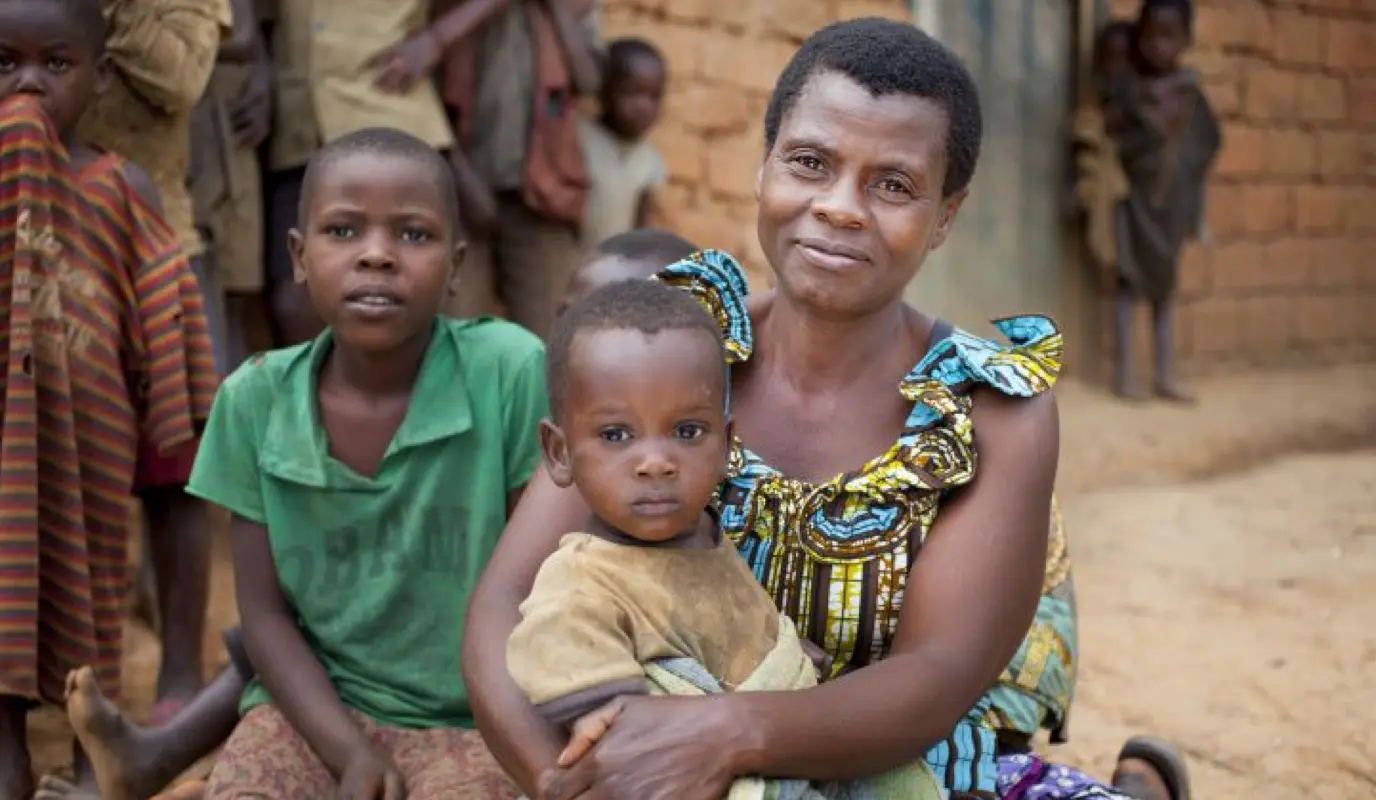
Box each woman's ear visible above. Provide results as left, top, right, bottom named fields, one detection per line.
left=539, top=419, right=574, bottom=488
left=927, top=188, right=969, bottom=254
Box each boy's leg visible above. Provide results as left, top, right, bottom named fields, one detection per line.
left=205, top=706, right=336, bottom=798
left=0, top=696, right=33, bottom=800
left=36, top=630, right=252, bottom=800
left=264, top=167, right=325, bottom=347
left=141, top=481, right=210, bottom=714
left=1150, top=298, right=1193, bottom=403
left=492, top=195, right=578, bottom=341
left=388, top=727, right=520, bottom=800
left=1112, top=286, right=1143, bottom=400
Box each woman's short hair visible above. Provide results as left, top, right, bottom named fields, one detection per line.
left=763, top=18, right=982, bottom=198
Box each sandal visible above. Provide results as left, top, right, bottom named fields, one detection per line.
left=1117, top=735, right=1191, bottom=800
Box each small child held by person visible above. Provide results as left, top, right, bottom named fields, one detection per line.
left=577, top=39, right=667, bottom=248
left=506, top=276, right=943, bottom=800
left=0, top=0, right=217, bottom=795
left=192, top=127, right=543, bottom=799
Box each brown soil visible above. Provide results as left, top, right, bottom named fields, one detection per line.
left=26, top=362, right=1376, bottom=798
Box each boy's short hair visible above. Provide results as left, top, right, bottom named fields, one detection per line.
left=763, top=18, right=981, bottom=198
left=606, top=37, right=665, bottom=82
left=594, top=228, right=698, bottom=266
left=547, top=279, right=724, bottom=422
left=298, top=127, right=459, bottom=235
left=7, top=0, right=107, bottom=56
left=1138, top=0, right=1193, bottom=33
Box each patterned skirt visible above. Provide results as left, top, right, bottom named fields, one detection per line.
left=997, top=753, right=1133, bottom=800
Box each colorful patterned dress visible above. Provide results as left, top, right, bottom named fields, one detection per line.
left=0, top=95, right=217, bottom=704
left=657, top=251, right=1128, bottom=800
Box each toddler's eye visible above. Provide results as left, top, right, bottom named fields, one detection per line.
left=599, top=428, right=630, bottom=444
left=675, top=423, right=705, bottom=441
left=324, top=225, right=355, bottom=239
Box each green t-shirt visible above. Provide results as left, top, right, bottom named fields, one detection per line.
left=187, top=317, right=547, bottom=729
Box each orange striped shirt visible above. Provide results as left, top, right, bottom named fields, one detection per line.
left=0, top=95, right=217, bottom=703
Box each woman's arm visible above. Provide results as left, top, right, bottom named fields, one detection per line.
left=731, top=388, right=1058, bottom=779
left=462, top=465, right=592, bottom=795
left=232, top=515, right=375, bottom=777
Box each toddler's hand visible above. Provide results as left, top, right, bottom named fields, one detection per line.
left=337, top=743, right=406, bottom=800
left=557, top=698, right=626, bottom=767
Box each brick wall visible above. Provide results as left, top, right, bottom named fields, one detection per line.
left=603, top=0, right=1376, bottom=367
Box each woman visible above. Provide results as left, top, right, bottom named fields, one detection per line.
left=463, top=18, right=1189, bottom=800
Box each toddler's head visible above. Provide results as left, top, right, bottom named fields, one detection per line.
left=600, top=38, right=665, bottom=142
left=0, top=0, right=109, bottom=142
left=543, top=280, right=728, bottom=544
left=558, top=228, right=698, bottom=317
left=1092, top=20, right=1134, bottom=90
left=1134, top=0, right=1192, bottom=76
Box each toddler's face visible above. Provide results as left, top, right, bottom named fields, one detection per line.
left=604, top=54, right=664, bottom=140
left=548, top=326, right=728, bottom=543
left=1136, top=7, right=1188, bottom=75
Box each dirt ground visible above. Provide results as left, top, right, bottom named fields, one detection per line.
left=27, top=362, right=1376, bottom=798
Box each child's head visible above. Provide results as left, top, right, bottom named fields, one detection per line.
left=1134, top=0, right=1192, bottom=75
left=1093, top=20, right=1135, bottom=86
left=290, top=127, right=465, bottom=353
left=558, top=228, right=698, bottom=317
left=0, top=0, right=109, bottom=141
left=600, top=38, right=665, bottom=141
left=543, top=280, right=728, bottom=544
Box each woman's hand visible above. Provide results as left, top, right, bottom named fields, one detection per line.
left=368, top=30, right=443, bottom=94
left=540, top=695, right=743, bottom=800
left=337, top=741, right=407, bottom=800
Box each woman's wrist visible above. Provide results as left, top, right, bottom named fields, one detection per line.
left=719, top=691, right=769, bottom=776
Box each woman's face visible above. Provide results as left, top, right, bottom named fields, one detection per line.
left=756, top=71, right=966, bottom=319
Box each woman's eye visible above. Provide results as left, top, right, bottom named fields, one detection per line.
left=877, top=178, right=913, bottom=196
left=793, top=154, right=824, bottom=171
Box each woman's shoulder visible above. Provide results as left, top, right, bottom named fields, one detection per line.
left=906, top=314, right=1063, bottom=400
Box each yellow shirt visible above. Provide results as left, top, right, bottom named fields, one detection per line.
left=268, top=0, right=454, bottom=171
left=78, top=0, right=232, bottom=258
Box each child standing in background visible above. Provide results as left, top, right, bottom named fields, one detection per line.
left=77, top=0, right=231, bottom=720
left=0, top=0, right=217, bottom=794
left=578, top=38, right=666, bottom=248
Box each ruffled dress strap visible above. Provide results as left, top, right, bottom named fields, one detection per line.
left=654, top=249, right=753, bottom=364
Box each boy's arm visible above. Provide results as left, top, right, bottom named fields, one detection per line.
left=105, top=0, right=229, bottom=114
left=448, top=148, right=498, bottom=238
left=431, top=0, right=515, bottom=53
left=217, top=0, right=258, bottom=61
left=186, top=368, right=374, bottom=779
left=231, top=516, right=378, bottom=775
left=634, top=190, right=655, bottom=230
left=541, top=0, right=602, bottom=96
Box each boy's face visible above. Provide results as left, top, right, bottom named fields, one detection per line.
left=0, top=0, right=108, bottom=139
left=1137, top=7, right=1188, bottom=74
left=604, top=55, right=664, bottom=140
left=288, top=151, right=464, bottom=353
left=543, top=327, right=728, bottom=543
left=557, top=254, right=662, bottom=317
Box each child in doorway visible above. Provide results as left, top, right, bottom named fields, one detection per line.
left=0, top=0, right=217, bottom=795
left=34, top=226, right=702, bottom=800
left=1070, top=20, right=1133, bottom=286
left=578, top=38, right=667, bottom=248
left=507, top=277, right=942, bottom=800
left=195, top=127, right=542, bottom=798
left=1108, top=0, right=1220, bottom=401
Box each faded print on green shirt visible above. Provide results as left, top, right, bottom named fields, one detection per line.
left=187, top=317, right=547, bottom=728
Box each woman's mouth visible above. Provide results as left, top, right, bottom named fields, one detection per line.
left=795, top=238, right=870, bottom=272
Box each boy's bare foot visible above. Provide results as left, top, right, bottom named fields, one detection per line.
left=1153, top=381, right=1196, bottom=405
left=1114, top=381, right=1150, bottom=402
left=34, top=774, right=99, bottom=800
left=63, top=667, right=162, bottom=800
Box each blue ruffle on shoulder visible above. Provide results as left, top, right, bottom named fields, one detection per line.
left=654, top=249, right=753, bottom=365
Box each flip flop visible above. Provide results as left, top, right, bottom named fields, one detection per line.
left=146, top=698, right=187, bottom=727
left=1117, top=735, right=1191, bottom=800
